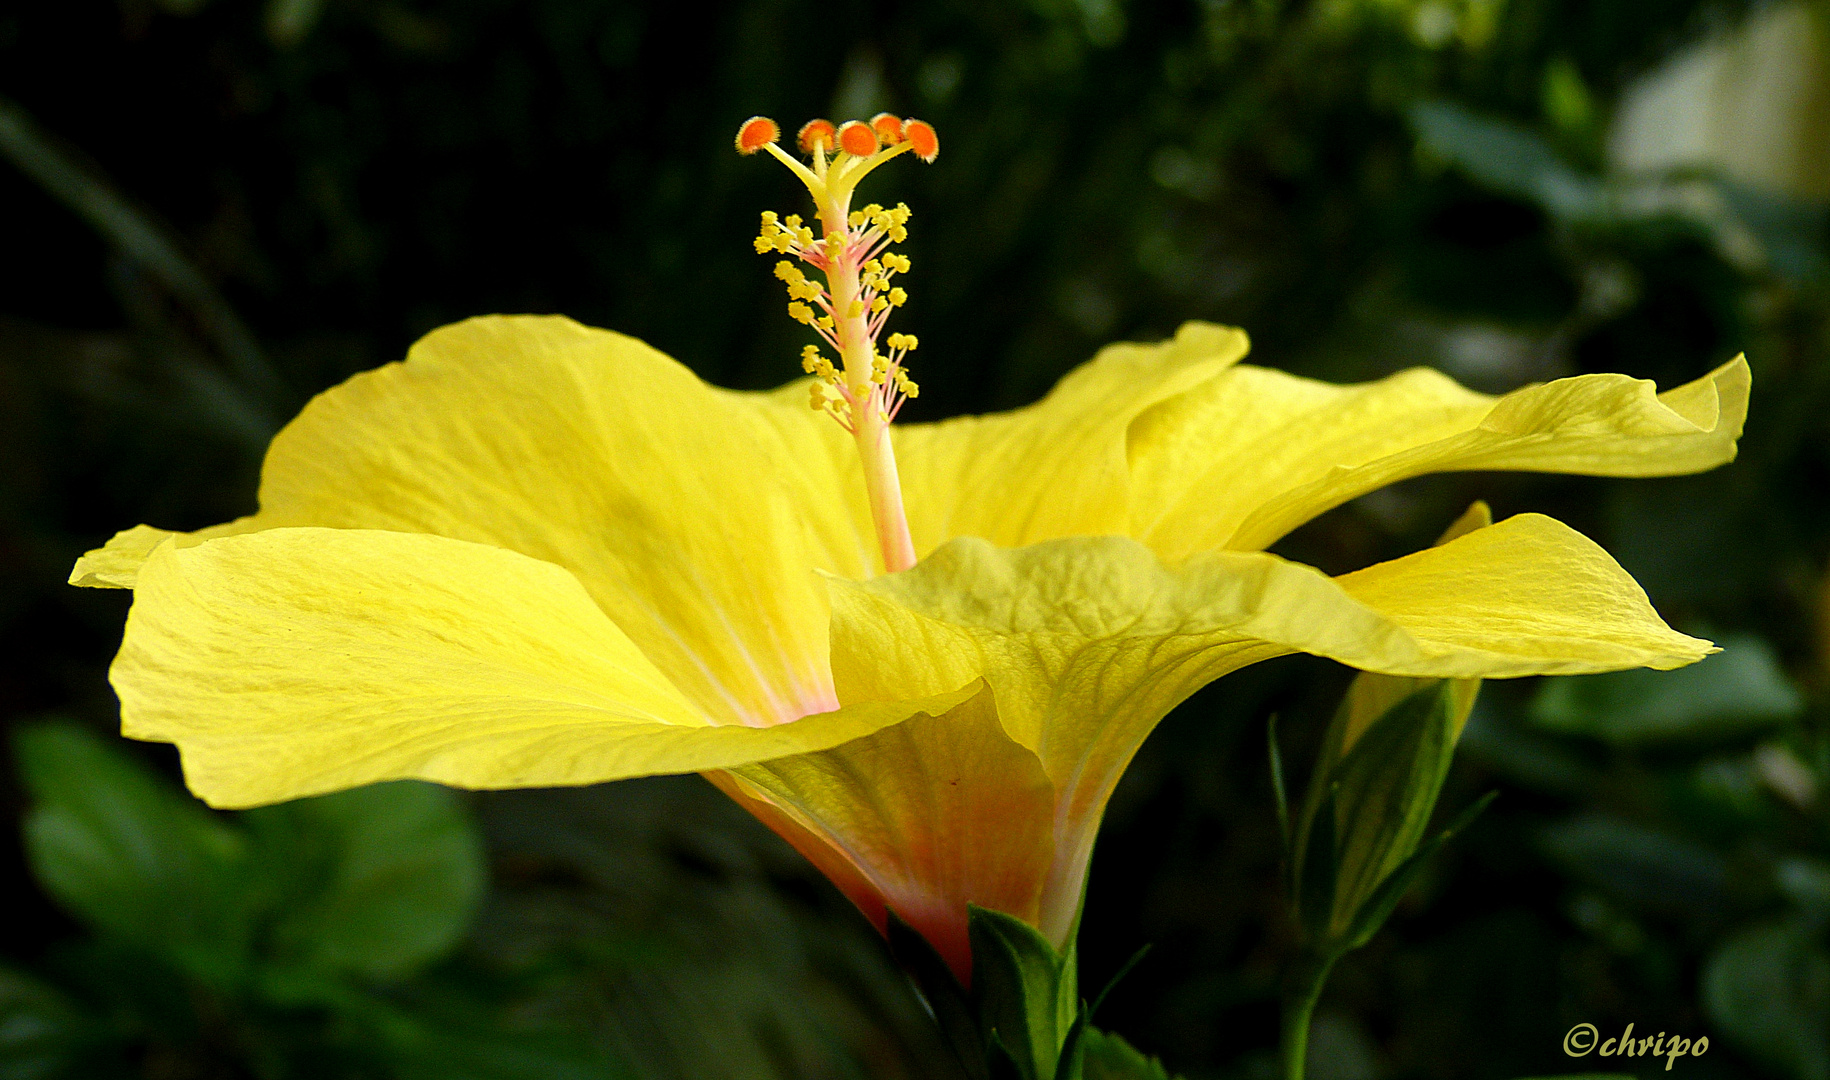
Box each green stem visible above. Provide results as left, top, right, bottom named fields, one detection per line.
left=1280, top=950, right=1336, bottom=1080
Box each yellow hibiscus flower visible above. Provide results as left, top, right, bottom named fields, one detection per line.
left=72, top=115, right=1747, bottom=984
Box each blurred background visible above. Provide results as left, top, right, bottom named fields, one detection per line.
left=1, top=0, right=1827, bottom=1077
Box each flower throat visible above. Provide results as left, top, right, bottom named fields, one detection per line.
left=737, top=113, right=938, bottom=574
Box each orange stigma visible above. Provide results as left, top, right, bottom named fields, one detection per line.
left=797, top=118, right=837, bottom=155
left=735, top=116, right=779, bottom=154
left=903, top=120, right=938, bottom=162
left=870, top=113, right=905, bottom=144
left=837, top=120, right=880, bottom=157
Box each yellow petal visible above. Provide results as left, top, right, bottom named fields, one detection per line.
left=1129, top=355, right=1750, bottom=556
left=1336, top=501, right=1492, bottom=754
left=69, top=525, right=178, bottom=589
left=115, top=527, right=967, bottom=808
left=723, top=383, right=877, bottom=580
left=1334, top=512, right=1712, bottom=674
left=70, top=516, right=271, bottom=589
left=218, top=316, right=854, bottom=726
left=826, top=516, right=1706, bottom=939
left=716, top=681, right=1055, bottom=984
left=889, top=322, right=1250, bottom=553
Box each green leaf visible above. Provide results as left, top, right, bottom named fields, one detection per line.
left=1079, top=1027, right=1180, bottom=1080
left=1408, top=100, right=1606, bottom=219
left=1779, top=858, right=1830, bottom=922
left=1530, top=633, right=1802, bottom=745
left=1539, top=814, right=1729, bottom=916
left=13, top=722, right=251, bottom=985
left=1703, top=917, right=1830, bottom=1080
left=969, top=906, right=1078, bottom=1080
left=243, top=780, right=485, bottom=983
left=0, top=966, right=104, bottom=1080
left=349, top=994, right=622, bottom=1080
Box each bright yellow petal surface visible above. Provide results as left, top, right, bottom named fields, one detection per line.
left=69, top=525, right=178, bottom=588
left=116, top=527, right=968, bottom=808
left=887, top=322, right=1250, bottom=554
left=826, top=514, right=1706, bottom=940
left=717, top=682, right=1054, bottom=985
left=143, top=316, right=870, bottom=726
left=1128, top=354, right=1750, bottom=556
left=1337, top=500, right=1492, bottom=753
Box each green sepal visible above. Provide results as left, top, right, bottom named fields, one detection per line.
left=1079, top=1026, right=1183, bottom=1080
left=1340, top=790, right=1498, bottom=951
left=969, top=905, right=1079, bottom=1080
left=1053, top=1008, right=1088, bottom=1080
left=1294, top=781, right=1339, bottom=945
left=886, top=908, right=986, bottom=1080
left=1089, top=943, right=1151, bottom=1021
left=989, top=1031, right=1028, bottom=1080
left=1328, top=683, right=1458, bottom=920
left=1268, top=713, right=1290, bottom=853
left=1293, top=681, right=1469, bottom=950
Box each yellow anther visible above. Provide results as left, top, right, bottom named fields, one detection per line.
left=788, top=279, right=821, bottom=301
left=871, top=296, right=888, bottom=314
left=892, top=203, right=912, bottom=225
left=902, top=333, right=919, bottom=350
left=848, top=210, right=867, bottom=230
left=888, top=287, right=908, bottom=307
left=863, top=259, right=883, bottom=276
left=886, top=253, right=911, bottom=273
left=825, top=233, right=846, bottom=256
left=800, top=346, right=820, bottom=374
left=795, top=228, right=815, bottom=246
left=888, top=225, right=908, bottom=243
left=808, top=383, right=828, bottom=411
left=774, top=260, right=801, bottom=282
left=761, top=210, right=779, bottom=224
left=847, top=299, right=866, bottom=318
left=753, top=237, right=775, bottom=254
left=788, top=302, right=815, bottom=324
left=785, top=214, right=802, bottom=229
left=817, top=314, right=835, bottom=331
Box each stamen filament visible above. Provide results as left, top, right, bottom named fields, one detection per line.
left=740, top=115, right=937, bottom=573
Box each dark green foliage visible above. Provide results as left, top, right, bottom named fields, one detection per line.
left=1530, top=633, right=1803, bottom=746
left=10, top=721, right=615, bottom=1078
left=2, top=0, right=1828, bottom=1077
